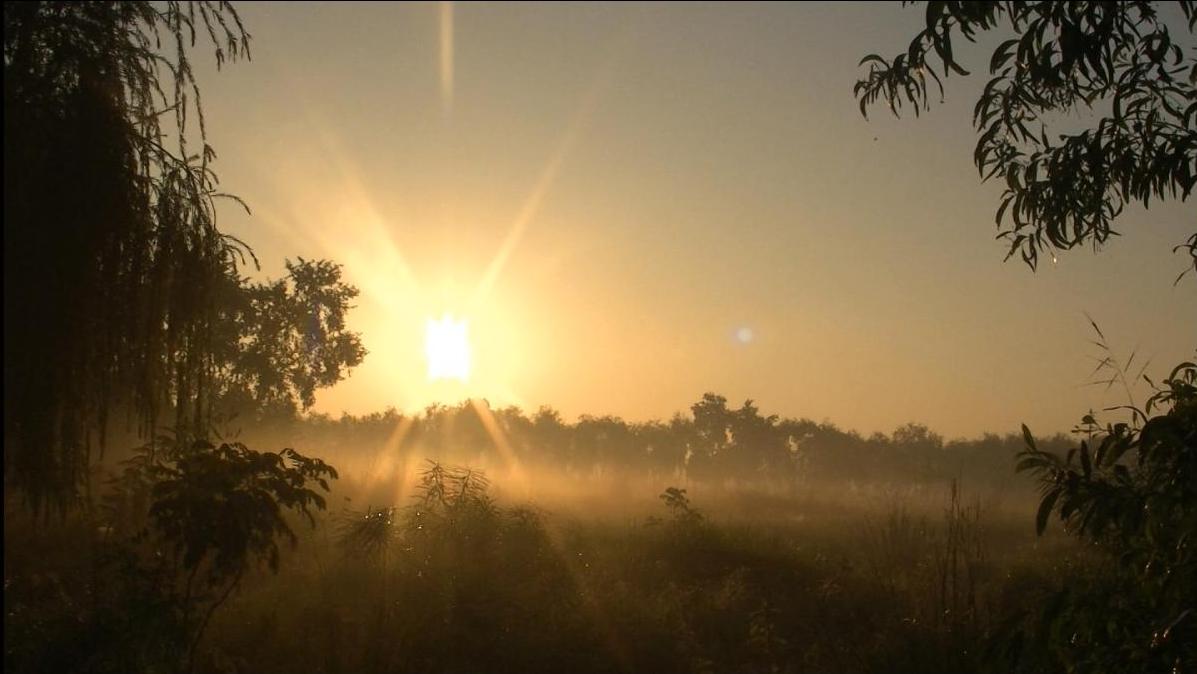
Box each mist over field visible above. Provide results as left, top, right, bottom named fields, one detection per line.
left=5, top=2, right=1195, bottom=673
left=3, top=398, right=1092, bottom=673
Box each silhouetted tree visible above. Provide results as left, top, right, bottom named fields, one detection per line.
left=633, top=419, right=684, bottom=478
left=891, top=422, right=945, bottom=480
left=3, top=4, right=369, bottom=512
left=856, top=1, right=1196, bottom=274
left=728, top=399, right=793, bottom=477
left=858, top=4, right=1197, bottom=670
left=4, top=1, right=254, bottom=511
left=495, top=405, right=534, bottom=460
left=264, top=393, right=1055, bottom=489
left=689, top=393, right=733, bottom=480
left=211, top=258, right=366, bottom=424
left=574, top=414, right=634, bottom=474
left=530, top=405, right=570, bottom=467
left=1016, top=362, right=1196, bottom=672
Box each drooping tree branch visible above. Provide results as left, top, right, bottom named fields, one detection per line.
left=855, top=1, right=1197, bottom=273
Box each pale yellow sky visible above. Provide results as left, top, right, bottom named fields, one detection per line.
left=195, top=2, right=1195, bottom=438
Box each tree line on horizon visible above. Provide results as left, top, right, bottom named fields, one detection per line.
left=4, top=2, right=1194, bottom=672
left=234, top=393, right=1068, bottom=488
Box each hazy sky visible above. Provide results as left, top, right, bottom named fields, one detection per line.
left=194, top=2, right=1196, bottom=438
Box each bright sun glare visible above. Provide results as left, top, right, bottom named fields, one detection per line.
left=425, top=314, right=470, bottom=381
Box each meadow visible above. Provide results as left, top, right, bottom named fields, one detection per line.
left=7, top=4, right=1194, bottom=672
left=5, top=423, right=1093, bottom=674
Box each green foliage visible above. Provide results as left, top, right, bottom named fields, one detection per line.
left=11, top=450, right=1091, bottom=674
left=4, top=3, right=366, bottom=512
left=337, top=505, right=397, bottom=562
left=1016, top=359, right=1197, bottom=672
left=213, top=257, right=367, bottom=420
left=4, top=1, right=252, bottom=511
left=255, top=396, right=1050, bottom=492
left=659, top=486, right=704, bottom=525
left=4, top=436, right=339, bottom=674
left=855, top=1, right=1197, bottom=273
left=99, top=434, right=338, bottom=672
left=402, top=461, right=500, bottom=558
left=148, top=439, right=338, bottom=580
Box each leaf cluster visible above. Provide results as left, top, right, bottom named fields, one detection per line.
left=855, top=1, right=1197, bottom=273
left=147, top=439, right=338, bottom=581
left=404, top=460, right=497, bottom=537
left=1016, top=358, right=1197, bottom=671
left=213, top=257, right=367, bottom=418
left=337, top=505, right=398, bottom=561
left=659, top=486, right=704, bottom=525
left=4, top=1, right=254, bottom=512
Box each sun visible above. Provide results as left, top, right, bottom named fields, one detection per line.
left=425, top=313, right=470, bottom=381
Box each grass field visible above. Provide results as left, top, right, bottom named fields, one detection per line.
left=5, top=460, right=1092, bottom=674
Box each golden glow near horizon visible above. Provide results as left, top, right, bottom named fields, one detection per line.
left=196, top=3, right=1197, bottom=438
left=425, top=314, right=471, bottom=381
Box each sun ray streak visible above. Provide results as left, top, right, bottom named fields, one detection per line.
left=306, top=123, right=421, bottom=301
left=467, top=40, right=625, bottom=313
left=363, top=414, right=416, bottom=491
left=439, top=1, right=454, bottom=115
left=468, top=399, right=527, bottom=488
left=269, top=65, right=422, bottom=308
left=461, top=406, right=630, bottom=665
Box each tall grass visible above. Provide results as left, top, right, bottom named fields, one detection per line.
left=6, top=462, right=1087, bottom=674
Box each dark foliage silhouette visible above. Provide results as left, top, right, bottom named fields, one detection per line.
left=857, top=4, right=1196, bottom=671
left=1014, top=358, right=1196, bottom=672
left=271, top=396, right=1059, bottom=492
left=5, top=433, right=337, bottom=674
left=4, top=1, right=252, bottom=511
left=855, top=1, right=1197, bottom=274
left=4, top=3, right=365, bottom=513
left=211, top=257, right=367, bottom=424
left=4, top=4, right=363, bottom=671
left=8, top=2, right=1193, bottom=673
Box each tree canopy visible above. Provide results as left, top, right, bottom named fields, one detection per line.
left=3, top=2, right=363, bottom=512
left=854, top=1, right=1197, bottom=274
left=4, top=1, right=254, bottom=511
left=854, top=4, right=1197, bottom=670
left=211, top=258, right=366, bottom=423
